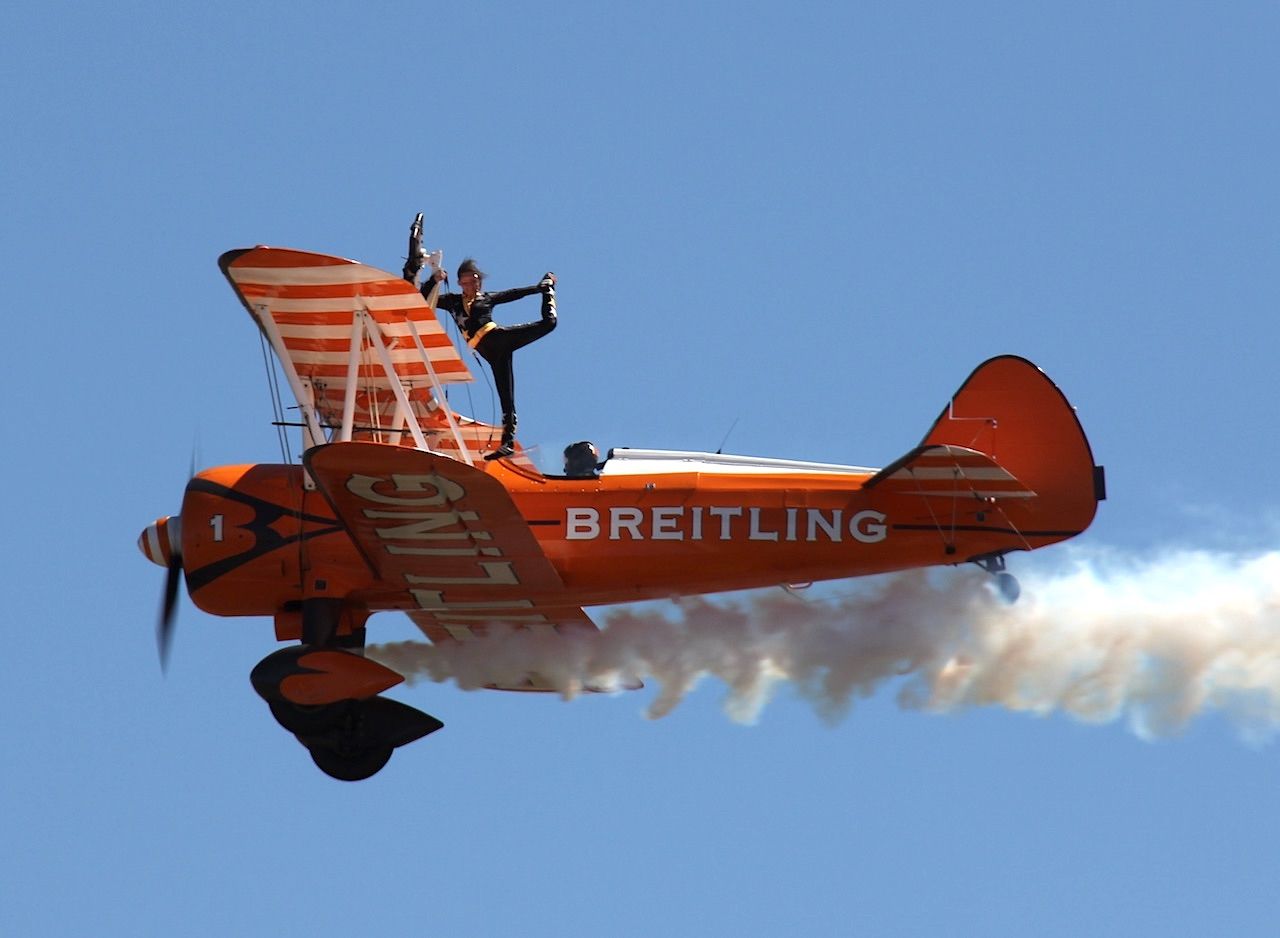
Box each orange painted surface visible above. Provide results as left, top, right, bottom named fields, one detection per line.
left=176, top=355, right=1101, bottom=630
left=188, top=246, right=1101, bottom=644
left=278, top=650, right=404, bottom=705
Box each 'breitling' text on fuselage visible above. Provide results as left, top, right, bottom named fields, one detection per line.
left=564, top=506, right=888, bottom=544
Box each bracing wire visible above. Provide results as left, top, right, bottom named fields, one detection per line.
left=259, top=330, right=293, bottom=463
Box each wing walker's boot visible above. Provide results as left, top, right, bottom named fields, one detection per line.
left=485, top=416, right=517, bottom=461
left=402, top=212, right=426, bottom=284
left=540, top=272, right=556, bottom=322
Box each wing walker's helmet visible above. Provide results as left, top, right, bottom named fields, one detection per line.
left=457, top=258, right=485, bottom=282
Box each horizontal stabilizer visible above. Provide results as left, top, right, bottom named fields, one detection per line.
left=865, top=444, right=1035, bottom=500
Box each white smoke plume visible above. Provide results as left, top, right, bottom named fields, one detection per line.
left=368, top=549, right=1280, bottom=740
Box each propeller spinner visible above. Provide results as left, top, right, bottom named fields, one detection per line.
left=139, top=516, right=183, bottom=669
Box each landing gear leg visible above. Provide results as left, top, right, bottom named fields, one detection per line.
left=974, top=553, right=1021, bottom=603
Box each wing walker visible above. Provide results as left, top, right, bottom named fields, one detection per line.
left=139, top=237, right=1105, bottom=781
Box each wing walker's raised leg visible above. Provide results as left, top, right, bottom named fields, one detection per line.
left=402, top=212, right=426, bottom=283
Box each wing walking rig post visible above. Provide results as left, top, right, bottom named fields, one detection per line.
left=138, top=245, right=1106, bottom=781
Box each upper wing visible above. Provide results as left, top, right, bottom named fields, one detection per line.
left=220, top=246, right=472, bottom=448
left=863, top=444, right=1035, bottom=499
left=423, top=412, right=540, bottom=471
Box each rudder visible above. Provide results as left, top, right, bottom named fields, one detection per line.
left=922, top=356, right=1104, bottom=540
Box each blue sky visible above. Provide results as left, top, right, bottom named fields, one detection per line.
left=5, top=2, right=1280, bottom=935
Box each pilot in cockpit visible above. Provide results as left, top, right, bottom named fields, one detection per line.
left=563, top=441, right=602, bottom=478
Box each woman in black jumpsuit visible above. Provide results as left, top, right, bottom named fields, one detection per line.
left=423, top=258, right=557, bottom=460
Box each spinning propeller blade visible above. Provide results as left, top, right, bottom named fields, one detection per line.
left=158, top=550, right=183, bottom=670
left=139, top=510, right=185, bottom=671
left=155, top=455, right=197, bottom=670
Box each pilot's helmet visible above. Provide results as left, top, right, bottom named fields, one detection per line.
left=563, top=441, right=600, bottom=477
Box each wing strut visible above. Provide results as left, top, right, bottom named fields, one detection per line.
left=338, top=313, right=365, bottom=443
left=351, top=304, right=431, bottom=451
left=409, top=281, right=473, bottom=466
left=314, top=293, right=476, bottom=465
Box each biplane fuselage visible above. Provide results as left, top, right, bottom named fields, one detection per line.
left=177, top=442, right=1094, bottom=641
left=139, top=246, right=1103, bottom=780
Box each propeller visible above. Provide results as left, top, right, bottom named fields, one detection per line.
left=158, top=541, right=184, bottom=670
left=139, top=514, right=184, bottom=670
left=152, top=453, right=198, bottom=670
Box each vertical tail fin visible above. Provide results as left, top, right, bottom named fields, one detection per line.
left=923, top=356, right=1104, bottom=539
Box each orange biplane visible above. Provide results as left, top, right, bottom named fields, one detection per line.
left=139, top=246, right=1105, bottom=780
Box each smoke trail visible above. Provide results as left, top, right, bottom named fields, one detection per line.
left=368, top=549, right=1280, bottom=740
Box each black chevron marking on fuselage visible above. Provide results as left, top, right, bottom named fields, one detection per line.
left=185, top=477, right=346, bottom=593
